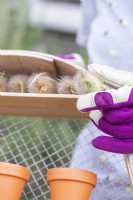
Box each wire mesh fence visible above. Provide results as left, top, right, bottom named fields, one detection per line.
left=1, top=116, right=133, bottom=200
left=0, top=116, right=87, bottom=200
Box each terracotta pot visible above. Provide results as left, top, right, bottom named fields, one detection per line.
left=0, top=162, right=30, bottom=200
left=47, top=168, right=97, bottom=200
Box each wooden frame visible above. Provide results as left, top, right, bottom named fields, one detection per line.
left=0, top=50, right=89, bottom=119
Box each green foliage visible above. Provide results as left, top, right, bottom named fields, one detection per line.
left=0, top=0, right=44, bottom=50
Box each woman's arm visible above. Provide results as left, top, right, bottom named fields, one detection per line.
left=76, top=0, right=97, bottom=47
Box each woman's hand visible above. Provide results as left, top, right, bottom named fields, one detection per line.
left=77, top=86, right=133, bottom=154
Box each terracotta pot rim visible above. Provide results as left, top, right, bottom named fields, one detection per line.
left=0, top=162, right=30, bottom=181
left=47, top=168, right=97, bottom=186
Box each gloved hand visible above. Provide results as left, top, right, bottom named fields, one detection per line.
left=77, top=64, right=133, bottom=154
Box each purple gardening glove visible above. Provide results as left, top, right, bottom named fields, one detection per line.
left=56, top=53, right=86, bottom=68
left=77, top=85, right=133, bottom=154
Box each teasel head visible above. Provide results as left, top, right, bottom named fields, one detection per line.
left=0, top=71, right=8, bottom=92
left=73, top=70, right=104, bottom=94
left=57, top=75, right=78, bottom=94
left=7, top=74, right=28, bottom=93
left=27, top=72, right=57, bottom=93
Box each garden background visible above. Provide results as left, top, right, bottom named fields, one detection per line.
left=0, top=0, right=88, bottom=199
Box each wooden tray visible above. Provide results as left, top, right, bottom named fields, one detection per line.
left=0, top=50, right=88, bottom=119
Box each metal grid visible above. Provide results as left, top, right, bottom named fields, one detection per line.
left=0, top=116, right=86, bottom=200
left=1, top=116, right=133, bottom=199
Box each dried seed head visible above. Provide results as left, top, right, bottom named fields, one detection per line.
left=7, top=74, right=28, bottom=93
left=0, top=76, right=7, bottom=92
left=57, top=76, right=78, bottom=94
left=73, top=70, right=104, bottom=94
left=27, top=72, right=57, bottom=93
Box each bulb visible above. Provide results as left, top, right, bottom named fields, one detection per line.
left=57, top=75, right=78, bottom=94
left=73, top=70, right=104, bottom=94
left=0, top=76, right=7, bottom=92
left=7, top=74, right=28, bottom=93
left=27, top=72, right=57, bottom=93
